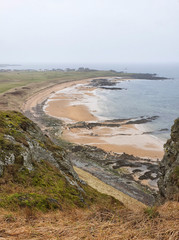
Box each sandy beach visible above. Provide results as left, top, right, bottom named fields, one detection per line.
left=22, top=76, right=165, bottom=194
left=43, top=77, right=164, bottom=160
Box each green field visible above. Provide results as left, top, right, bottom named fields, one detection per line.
left=0, top=70, right=125, bottom=94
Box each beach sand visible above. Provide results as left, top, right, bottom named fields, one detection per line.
left=43, top=77, right=164, bottom=160
left=46, top=99, right=97, bottom=122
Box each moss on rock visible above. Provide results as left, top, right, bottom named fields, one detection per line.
left=0, top=111, right=123, bottom=212
left=158, top=118, right=179, bottom=202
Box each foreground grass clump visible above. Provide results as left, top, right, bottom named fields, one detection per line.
left=144, top=206, right=159, bottom=219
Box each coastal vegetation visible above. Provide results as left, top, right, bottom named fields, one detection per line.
left=0, top=70, right=121, bottom=94
left=0, top=69, right=166, bottom=94
left=0, top=69, right=126, bottom=111
left=0, top=69, right=167, bottom=115
left=0, top=110, right=178, bottom=239
left=0, top=71, right=178, bottom=239
left=0, top=111, right=122, bottom=211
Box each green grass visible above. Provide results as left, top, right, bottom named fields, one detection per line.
left=0, top=159, right=123, bottom=212
left=0, top=111, right=123, bottom=212
left=144, top=207, right=160, bottom=219
left=0, top=70, right=124, bottom=94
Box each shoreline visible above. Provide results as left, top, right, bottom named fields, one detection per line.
left=43, top=77, right=164, bottom=160
left=22, top=76, right=165, bottom=204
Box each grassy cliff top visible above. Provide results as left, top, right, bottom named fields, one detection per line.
left=0, top=70, right=123, bottom=94
left=0, top=70, right=125, bottom=111
left=0, top=70, right=167, bottom=112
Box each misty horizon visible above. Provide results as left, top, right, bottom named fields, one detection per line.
left=1, top=0, right=179, bottom=64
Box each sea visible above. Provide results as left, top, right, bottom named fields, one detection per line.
left=1, top=62, right=179, bottom=141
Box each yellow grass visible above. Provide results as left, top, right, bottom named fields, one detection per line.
left=0, top=201, right=178, bottom=240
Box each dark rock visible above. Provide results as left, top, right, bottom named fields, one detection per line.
left=139, top=171, right=158, bottom=180
left=143, top=131, right=153, bottom=135
left=132, top=169, right=142, bottom=173
left=0, top=111, right=79, bottom=183
left=67, top=144, right=158, bottom=205
left=159, top=128, right=169, bottom=132
left=89, top=79, right=117, bottom=87
left=158, top=118, right=179, bottom=202
left=67, top=121, right=121, bottom=129
left=126, top=116, right=159, bottom=125
left=105, top=118, right=131, bottom=123
left=100, top=87, right=126, bottom=90
left=125, top=73, right=168, bottom=80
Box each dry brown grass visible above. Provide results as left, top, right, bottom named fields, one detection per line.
left=0, top=201, right=178, bottom=240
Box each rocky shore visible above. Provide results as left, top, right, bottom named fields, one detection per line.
left=24, top=97, right=161, bottom=205
left=66, top=116, right=160, bottom=130
left=44, top=77, right=164, bottom=158
left=20, top=76, right=173, bottom=206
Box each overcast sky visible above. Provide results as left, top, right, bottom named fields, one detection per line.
left=0, top=0, right=179, bottom=64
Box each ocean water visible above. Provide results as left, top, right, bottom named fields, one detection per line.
left=94, top=78, right=179, bottom=141
left=1, top=62, right=179, bottom=140
left=89, top=63, right=179, bottom=141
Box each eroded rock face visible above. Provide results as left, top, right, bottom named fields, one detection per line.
left=158, top=118, right=179, bottom=202
left=0, top=111, right=79, bottom=182
left=0, top=111, right=124, bottom=211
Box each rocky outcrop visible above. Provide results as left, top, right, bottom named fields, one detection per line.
left=0, top=111, right=78, bottom=181
left=158, top=118, right=179, bottom=202
left=68, top=145, right=158, bottom=205
left=0, top=111, right=122, bottom=211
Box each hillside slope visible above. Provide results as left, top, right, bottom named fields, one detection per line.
left=0, top=111, right=122, bottom=211
left=0, top=111, right=179, bottom=239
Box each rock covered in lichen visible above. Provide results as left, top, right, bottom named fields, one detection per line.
left=0, top=111, right=122, bottom=211
left=0, top=111, right=78, bottom=180
left=158, top=118, right=179, bottom=202
left=0, top=111, right=83, bottom=207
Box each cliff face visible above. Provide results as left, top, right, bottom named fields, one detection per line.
left=0, top=111, right=78, bottom=180
left=158, top=118, right=179, bottom=202
left=0, top=111, right=120, bottom=211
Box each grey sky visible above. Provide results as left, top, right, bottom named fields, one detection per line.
left=0, top=0, right=179, bottom=64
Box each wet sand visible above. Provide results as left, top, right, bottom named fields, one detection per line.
left=43, top=77, right=164, bottom=160
left=46, top=99, right=97, bottom=122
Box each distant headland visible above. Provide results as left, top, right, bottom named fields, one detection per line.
left=0, top=64, right=21, bottom=68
